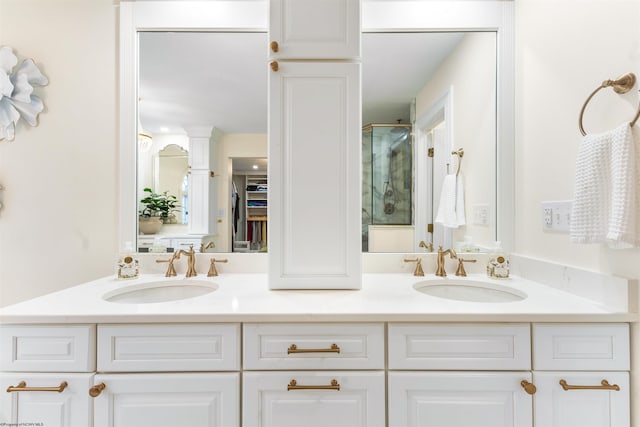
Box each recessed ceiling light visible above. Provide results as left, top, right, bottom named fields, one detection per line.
left=252, top=165, right=259, bottom=169
left=160, top=127, right=169, bottom=132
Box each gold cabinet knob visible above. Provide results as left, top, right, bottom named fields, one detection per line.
left=89, top=383, right=106, bottom=397
left=270, top=41, right=279, bottom=52
left=270, top=61, right=279, bottom=72
left=520, top=380, right=537, bottom=395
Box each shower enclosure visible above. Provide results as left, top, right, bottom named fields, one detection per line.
left=362, top=124, right=413, bottom=251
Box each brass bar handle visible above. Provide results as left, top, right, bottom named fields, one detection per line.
left=559, top=379, right=620, bottom=391
left=270, top=61, right=279, bottom=72
left=288, top=343, right=340, bottom=354
left=6, top=381, right=68, bottom=393
left=89, top=383, right=106, bottom=397
left=287, top=379, right=340, bottom=391
left=520, top=380, right=537, bottom=395
left=270, top=41, right=279, bottom=52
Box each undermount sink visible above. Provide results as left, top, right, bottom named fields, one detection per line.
left=413, top=279, right=526, bottom=303
left=103, top=280, right=218, bottom=304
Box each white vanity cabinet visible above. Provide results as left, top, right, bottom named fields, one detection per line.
left=388, top=323, right=534, bottom=427
left=0, top=325, right=96, bottom=427
left=242, top=323, right=386, bottom=427
left=268, top=0, right=362, bottom=290
left=531, top=324, right=630, bottom=427
left=93, top=324, right=241, bottom=427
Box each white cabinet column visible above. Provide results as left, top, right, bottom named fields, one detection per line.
left=268, top=0, right=362, bottom=289
left=186, top=126, right=221, bottom=235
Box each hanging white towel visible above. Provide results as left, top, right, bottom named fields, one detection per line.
left=570, top=123, right=639, bottom=248
left=435, top=174, right=466, bottom=228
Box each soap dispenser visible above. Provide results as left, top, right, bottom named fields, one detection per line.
left=487, top=241, right=509, bottom=279
left=117, top=241, right=140, bottom=280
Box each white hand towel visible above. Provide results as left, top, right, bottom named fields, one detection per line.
left=570, top=123, right=638, bottom=248
left=435, top=174, right=466, bottom=228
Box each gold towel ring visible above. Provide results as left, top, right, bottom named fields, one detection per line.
left=578, top=72, right=640, bottom=136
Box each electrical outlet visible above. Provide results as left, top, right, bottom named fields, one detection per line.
left=541, top=200, right=572, bottom=232
left=472, top=204, right=489, bottom=226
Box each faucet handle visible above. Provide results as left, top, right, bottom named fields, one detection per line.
left=200, top=241, right=215, bottom=252
left=404, top=258, right=425, bottom=276
left=419, top=241, right=434, bottom=252
left=208, top=258, right=228, bottom=277
left=455, top=258, right=477, bottom=277
left=156, top=258, right=178, bottom=277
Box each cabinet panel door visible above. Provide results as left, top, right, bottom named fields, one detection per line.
left=0, top=373, right=93, bottom=427
left=533, top=372, right=629, bottom=427
left=388, top=372, right=532, bottom=427
left=93, top=373, right=239, bottom=427
left=269, top=61, right=361, bottom=289
left=243, top=371, right=385, bottom=427
left=269, top=0, right=360, bottom=59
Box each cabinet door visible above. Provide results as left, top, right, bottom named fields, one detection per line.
left=243, top=371, right=385, bottom=427
left=388, top=372, right=533, bottom=427
left=533, top=372, right=629, bottom=427
left=93, top=373, right=239, bottom=427
left=269, top=0, right=360, bottom=59
left=269, top=61, right=361, bottom=290
left=0, top=373, right=93, bottom=427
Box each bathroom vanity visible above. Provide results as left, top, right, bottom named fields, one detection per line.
left=0, top=272, right=633, bottom=427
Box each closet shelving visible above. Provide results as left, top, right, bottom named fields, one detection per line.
left=245, top=175, right=268, bottom=221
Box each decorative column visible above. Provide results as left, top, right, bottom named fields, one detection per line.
left=185, top=126, right=222, bottom=235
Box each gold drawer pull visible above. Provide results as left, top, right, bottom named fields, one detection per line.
left=520, top=380, right=537, bottom=395
left=270, top=61, right=279, bottom=72
left=559, top=379, right=620, bottom=391
left=288, top=379, right=340, bottom=391
left=288, top=343, right=340, bottom=354
left=6, top=381, right=68, bottom=393
left=270, top=41, right=279, bottom=52
left=89, top=383, right=106, bottom=397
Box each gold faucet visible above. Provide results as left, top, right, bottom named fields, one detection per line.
left=455, top=258, right=477, bottom=277
left=200, top=241, right=215, bottom=252
left=419, top=240, right=434, bottom=252
left=435, top=246, right=457, bottom=277
left=404, top=258, right=425, bottom=276
left=178, top=244, right=197, bottom=277
left=156, top=251, right=180, bottom=277
left=207, top=258, right=228, bottom=277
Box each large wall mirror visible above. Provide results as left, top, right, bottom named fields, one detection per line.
left=121, top=1, right=514, bottom=255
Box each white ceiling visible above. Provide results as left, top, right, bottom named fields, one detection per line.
left=138, top=31, right=466, bottom=135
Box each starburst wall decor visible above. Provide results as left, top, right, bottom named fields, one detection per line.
left=0, top=46, right=48, bottom=141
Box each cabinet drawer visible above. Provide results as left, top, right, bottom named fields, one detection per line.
left=0, top=325, right=96, bottom=372
left=533, top=324, right=629, bottom=371
left=243, top=371, right=385, bottom=427
left=97, top=324, right=239, bottom=372
left=243, top=323, right=384, bottom=370
left=388, top=323, right=531, bottom=370
left=533, top=371, right=629, bottom=427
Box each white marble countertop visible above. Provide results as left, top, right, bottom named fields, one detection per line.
left=0, top=273, right=633, bottom=324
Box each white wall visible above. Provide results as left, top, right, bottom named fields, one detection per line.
left=0, top=0, right=118, bottom=307
left=415, top=32, right=497, bottom=248
left=515, top=1, right=640, bottom=424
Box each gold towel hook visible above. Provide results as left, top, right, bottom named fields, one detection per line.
left=451, top=148, right=464, bottom=176
left=578, top=72, right=640, bottom=136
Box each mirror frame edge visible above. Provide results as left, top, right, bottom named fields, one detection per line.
left=118, top=0, right=515, bottom=254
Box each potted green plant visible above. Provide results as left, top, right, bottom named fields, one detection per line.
left=138, top=188, right=180, bottom=234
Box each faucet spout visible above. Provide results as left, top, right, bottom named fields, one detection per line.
left=178, top=244, right=197, bottom=277
left=435, top=246, right=457, bottom=277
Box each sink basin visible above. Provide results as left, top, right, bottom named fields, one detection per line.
left=413, top=279, right=526, bottom=303
left=103, top=280, right=218, bottom=304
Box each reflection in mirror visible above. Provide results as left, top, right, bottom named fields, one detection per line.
left=135, top=31, right=496, bottom=255
left=362, top=32, right=497, bottom=253
left=137, top=32, right=267, bottom=253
